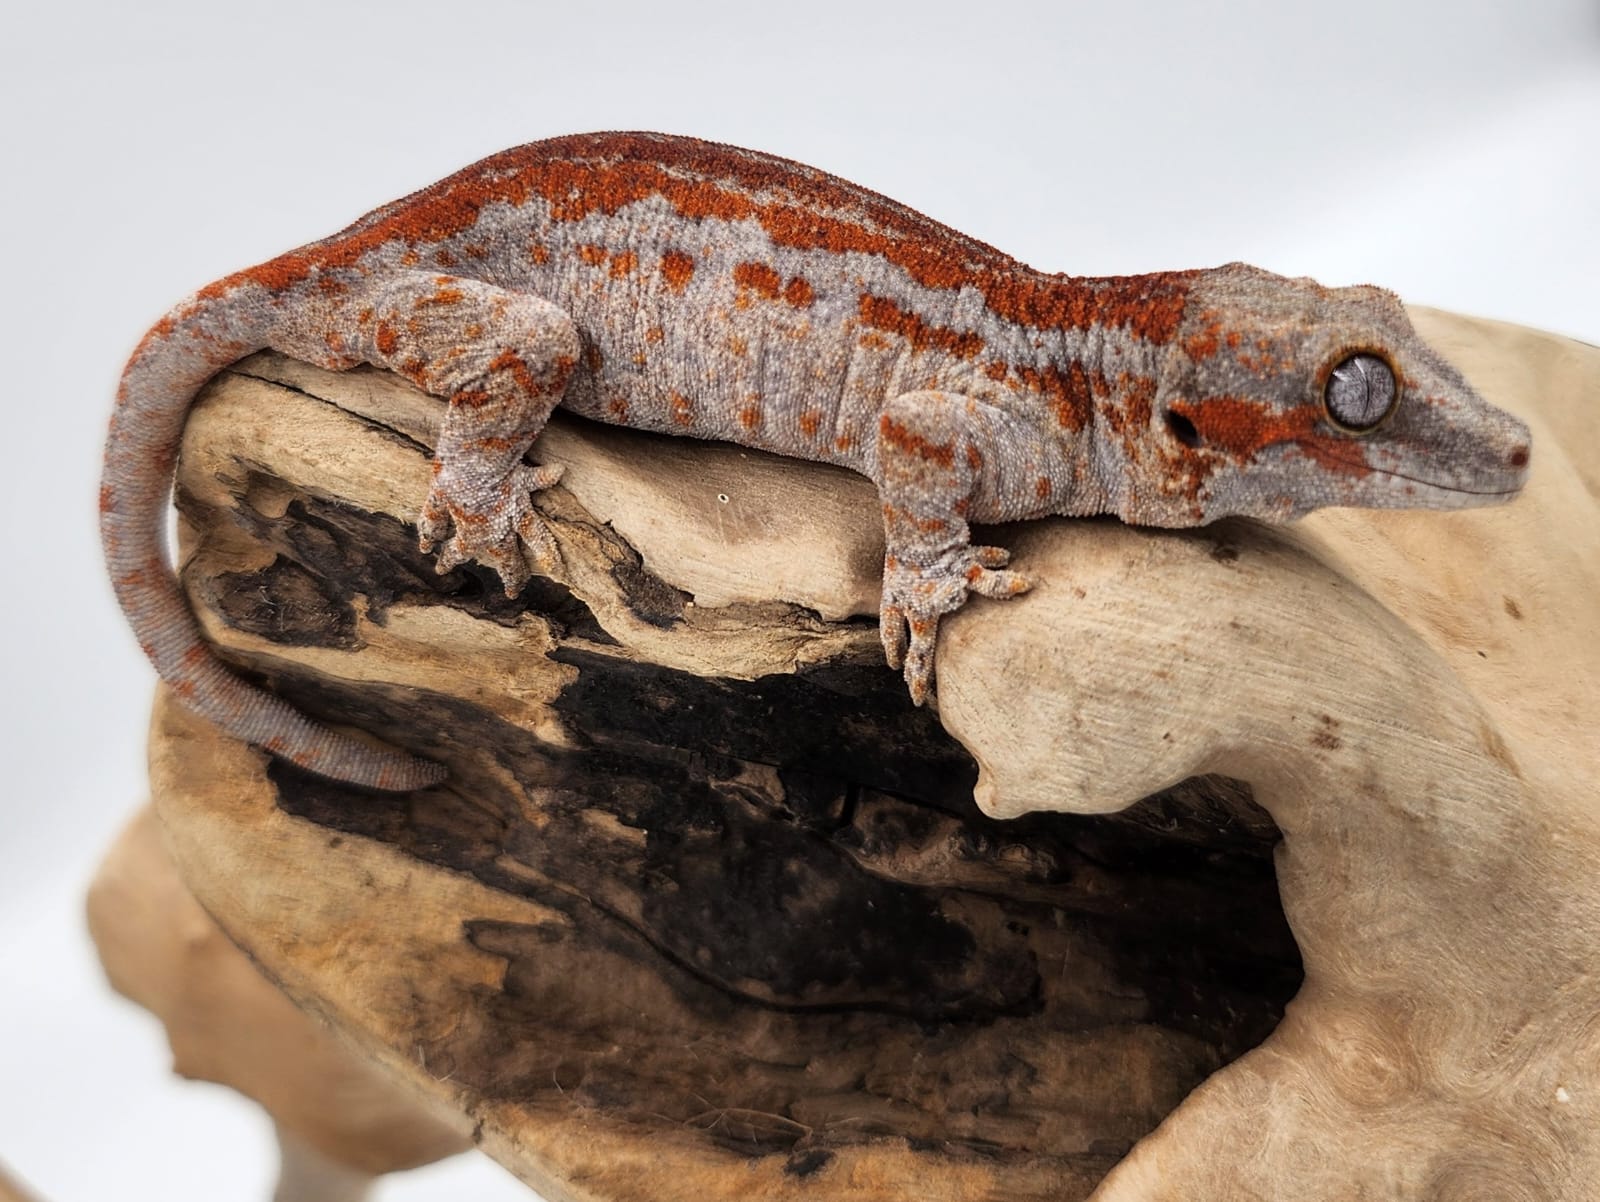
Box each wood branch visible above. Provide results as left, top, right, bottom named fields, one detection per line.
left=138, top=308, right=1599, bottom=1201
left=86, top=804, right=471, bottom=1191
left=0, top=1163, right=43, bottom=1202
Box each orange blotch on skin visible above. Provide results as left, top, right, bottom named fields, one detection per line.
left=1100, top=373, right=1157, bottom=442
left=670, top=392, right=694, bottom=425
left=798, top=410, right=822, bottom=437
left=783, top=276, right=815, bottom=307
left=645, top=326, right=665, bottom=343
left=1035, top=476, right=1052, bottom=500
left=422, top=282, right=466, bottom=306
left=578, top=244, right=607, bottom=266
left=738, top=403, right=763, bottom=431
left=609, top=250, right=638, bottom=278
left=467, top=434, right=521, bottom=453
left=660, top=250, right=695, bottom=292
left=1017, top=360, right=1093, bottom=431
left=1173, top=396, right=1317, bottom=460
left=733, top=261, right=783, bottom=299
left=486, top=346, right=575, bottom=399
left=879, top=414, right=955, bottom=468
left=531, top=244, right=551, bottom=265
left=1182, top=309, right=1223, bottom=361
left=858, top=294, right=984, bottom=359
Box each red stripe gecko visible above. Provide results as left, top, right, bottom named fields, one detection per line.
left=101, top=131, right=1532, bottom=790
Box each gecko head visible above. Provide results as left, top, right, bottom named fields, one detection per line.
left=1108, top=262, right=1531, bottom=527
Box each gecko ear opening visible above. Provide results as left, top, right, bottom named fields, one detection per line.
left=1165, top=410, right=1203, bottom=449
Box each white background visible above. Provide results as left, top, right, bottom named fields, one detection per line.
left=1, top=1, right=1596, bottom=1199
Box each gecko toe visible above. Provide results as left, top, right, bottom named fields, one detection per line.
left=972, top=544, right=1011, bottom=569
left=525, top=461, right=564, bottom=491
left=966, top=567, right=1031, bottom=599
left=515, top=505, right=561, bottom=575
left=880, top=603, right=909, bottom=670
left=434, top=536, right=470, bottom=574
left=902, top=617, right=939, bottom=705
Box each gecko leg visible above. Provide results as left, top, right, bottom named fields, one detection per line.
left=357, top=273, right=580, bottom=595
left=874, top=391, right=1031, bottom=704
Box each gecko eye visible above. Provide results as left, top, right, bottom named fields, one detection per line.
left=1324, top=353, right=1397, bottom=432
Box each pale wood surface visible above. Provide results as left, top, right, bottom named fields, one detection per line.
left=139, top=309, right=1598, bottom=1200
left=86, top=805, right=471, bottom=1182
left=0, top=1163, right=42, bottom=1202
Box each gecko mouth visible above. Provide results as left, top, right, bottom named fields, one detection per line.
left=1297, top=445, right=1526, bottom=498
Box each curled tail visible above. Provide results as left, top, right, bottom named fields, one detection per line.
left=100, top=282, right=448, bottom=791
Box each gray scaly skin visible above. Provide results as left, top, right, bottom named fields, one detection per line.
left=101, top=131, right=1533, bottom=790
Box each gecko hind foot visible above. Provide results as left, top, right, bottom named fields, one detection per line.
left=418, top=461, right=565, bottom=596
left=880, top=544, right=1031, bottom=705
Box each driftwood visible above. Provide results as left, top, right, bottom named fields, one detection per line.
left=115, top=308, right=1598, bottom=1200
left=0, top=1164, right=41, bottom=1202
left=86, top=804, right=472, bottom=1201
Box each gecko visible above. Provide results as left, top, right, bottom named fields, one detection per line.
left=101, top=131, right=1533, bottom=791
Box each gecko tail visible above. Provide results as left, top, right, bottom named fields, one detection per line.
left=100, top=285, right=449, bottom=792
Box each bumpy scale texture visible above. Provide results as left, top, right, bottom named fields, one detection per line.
left=101, top=132, right=1533, bottom=790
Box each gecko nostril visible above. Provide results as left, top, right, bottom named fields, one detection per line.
left=1508, top=446, right=1530, bottom=469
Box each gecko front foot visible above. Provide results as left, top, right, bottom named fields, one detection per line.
left=880, top=544, right=1031, bottom=705
left=418, top=461, right=565, bottom=595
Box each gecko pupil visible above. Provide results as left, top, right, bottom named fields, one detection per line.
left=1325, top=353, right=1396, bottom=431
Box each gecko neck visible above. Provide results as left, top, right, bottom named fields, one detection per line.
left=1021, top=294, right=1167, bottom=520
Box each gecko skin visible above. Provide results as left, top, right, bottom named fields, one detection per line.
left=102, top=131, right=1532, bottom=791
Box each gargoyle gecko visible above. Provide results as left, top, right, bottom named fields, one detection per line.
left=101, top=131, right=1531, bottom=789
